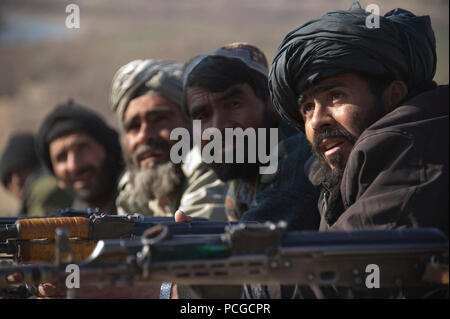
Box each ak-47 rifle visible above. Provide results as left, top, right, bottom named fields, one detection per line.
left=0, top=223, right=448, bottom=298
left=0, top=208, right=105, bottom=225
left=0, top=209, right=249, bottom=263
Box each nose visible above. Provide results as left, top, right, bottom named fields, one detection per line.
left=135, top=120, right=158, bottom=146
left=310, top=100, right=334, bottom=133
left=66, top=150, right=84, bottom=174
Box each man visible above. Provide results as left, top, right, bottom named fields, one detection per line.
left=110, top=59, right=228, bottom=221
left=183, top=42, right=319, bottom=229
left=174, top=43, right=320, bottom=299
left=36, top=100, right=124, bottom=214
left=0, top=132, right=73, bottom=216
left=268, top=3, right=448, bottom=297
left=37, top=60, right=229, bottom=299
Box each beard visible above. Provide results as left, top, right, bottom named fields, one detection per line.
left=312, top=126, right=358, bottom=173
left=310, top=97, right=386, bottom=225
left=209, top=160, right=260, bottom=182
left=311, top=94, right=386, bottom=179
left=126, top=140, right=185, bottom=208
left=206, top=105, right=277, bottom=182
left=65, top=156, right=117, bottom=204
left=310, top=135, right=348, bottom=226
left=129, top=161, right=185, bottom=206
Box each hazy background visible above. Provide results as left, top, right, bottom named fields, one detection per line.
left=0, top=0, right=448, bottom=215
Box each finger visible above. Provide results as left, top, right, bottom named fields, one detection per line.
left=171, top=283, right=179, bottom=299
left=174, top=210, right=192, bottom=223
left=37, top=283, right=67, bottom=297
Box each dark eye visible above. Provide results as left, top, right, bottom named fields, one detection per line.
left=300, top=103, right=315, bottom=117
left=77, top=142, right=89, bottom=153
left=56, top=153, right=67, bottom=163
left=193, top=111, right=208, bottom=121
left=230, top=100, right=241, bottom=108
left=192, top=112, right=201, bottom=120
left=331, top=91, right=344, bottom=101
left=125, top=121, right=140, bottom=133
left=154, top=115, right=169, bottom=123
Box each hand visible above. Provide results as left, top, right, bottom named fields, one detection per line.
left=35, top=282, right=66, bottom=299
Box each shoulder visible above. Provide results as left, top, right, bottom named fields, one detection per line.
left=181, top=146, right=227, bottom=193
left=358, top=85, right=449, bottom=145
left=350, top=86, right=448, bottom=161
left=27, top=173, right=66, bottom=198
left=181, top=145, right=203, bottom=178
left=24, top=172, right=73, bottom=216
left=260, top=132, right=312, bottom=187
left=278, top=132, right=311, bottom=159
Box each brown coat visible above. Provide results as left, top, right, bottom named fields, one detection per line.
left=317, top=85, right=449, bottom=236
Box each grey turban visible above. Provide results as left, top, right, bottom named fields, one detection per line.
left=269, top=2, right=437, bottom=131
left=110, top=59, right=184, bottom=122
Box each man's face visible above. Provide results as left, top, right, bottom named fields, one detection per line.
left=298, top=73, right=384, bottom=171
left=186, top=83, right=266, bottom=181
left=123, top=94, right=187, bottom=170
left=49, top=131, right=108, bottom=202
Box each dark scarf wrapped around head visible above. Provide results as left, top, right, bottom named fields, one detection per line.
left=269, top=2, right=437, bottom=131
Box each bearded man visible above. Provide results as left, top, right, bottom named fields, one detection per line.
left=270, top=2, right=448, bottom=235
left=36, top=100, right=124, bottom=213
left=266, top=2, right=448, bottom=298
left=110, top=59, right=228, bottom=221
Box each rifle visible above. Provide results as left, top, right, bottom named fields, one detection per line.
left=0, top=208, right=104, bottom=225
left=0, top=223, right=447, bottom=298
left=0, top=209, right=249, bottom=263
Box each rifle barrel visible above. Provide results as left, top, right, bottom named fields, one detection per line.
left=0, top=228, right=448, bottom=291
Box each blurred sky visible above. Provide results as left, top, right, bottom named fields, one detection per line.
left=0, top=0, right=448, bottom=214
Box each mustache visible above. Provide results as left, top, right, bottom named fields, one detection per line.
left=133, top=139, right=171, bottom=162
left=131, top=160, right=184, bottom=202
left=312, top=127, right=357, bottom=156
left=66, top=166, right=96, bottom=183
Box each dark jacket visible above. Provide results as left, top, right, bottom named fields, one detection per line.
left=240, top=132, right=320, bottom=230
left=254, top=84, right=450, bottom=300
left=314, top=85, right=449, bottom=237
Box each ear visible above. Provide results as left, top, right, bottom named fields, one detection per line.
left=382, top=80, right=408, bottom=113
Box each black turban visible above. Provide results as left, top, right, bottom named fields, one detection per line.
left=269, top=2, right=437, bottom=131
left=0, top=133, right=39, bottom=187
left=36, top=99, right=123, bottom=174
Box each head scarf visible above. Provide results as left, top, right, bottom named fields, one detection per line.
left=110, top=59, right=184, bottom=123
left=0, top=133, right=40, bottom=187
left=182, top=42, right=269, bottom=115
left=184, top=42, right=268, bottom=84
left=269, top=1, right=437, bottom=131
